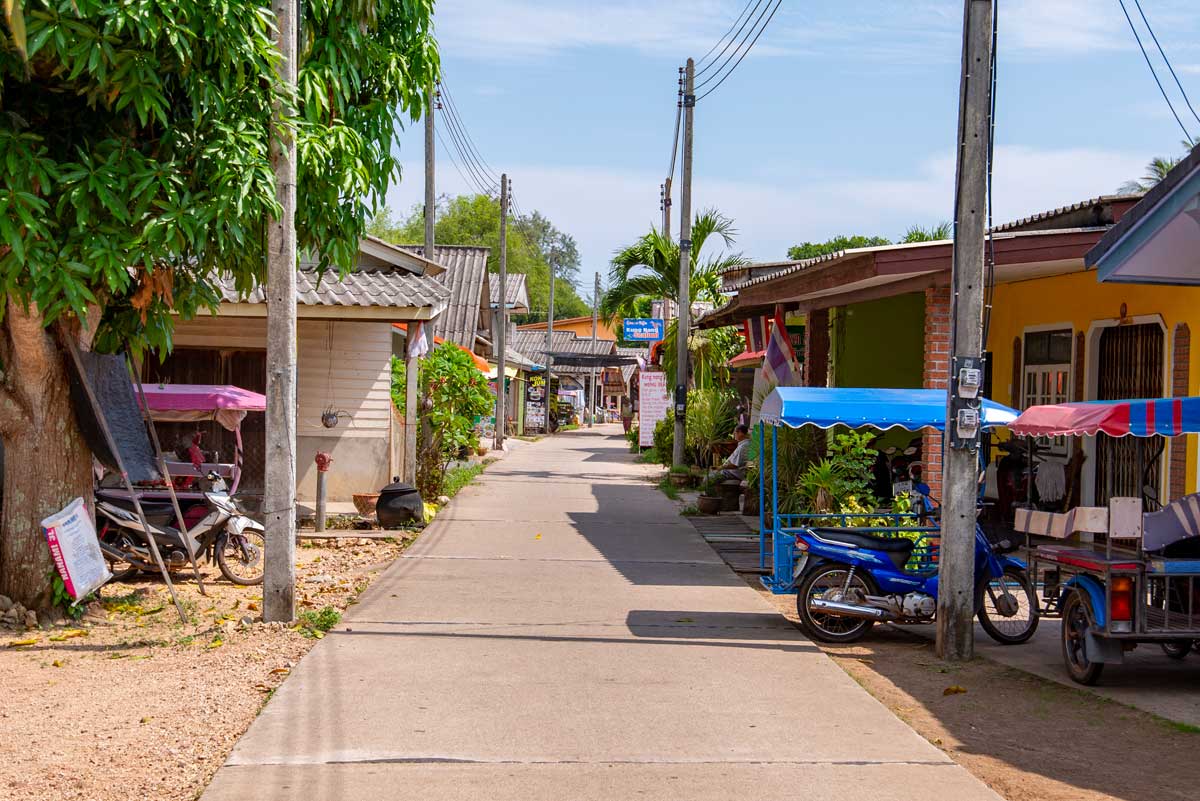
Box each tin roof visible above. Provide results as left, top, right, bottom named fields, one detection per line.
left=216, top=268, right=449, bottom=315
left=400, top=245, right=492, bottom=348
left=510, top=329, right=616, bottom=375
left=490, top=273, right=530, bottom=313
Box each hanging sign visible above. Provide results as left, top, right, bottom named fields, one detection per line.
left=638, top=369, right=670, bottom=447
left=42, top=497, right=111, bottom=601
left=623, top=318, right=665, bottom=341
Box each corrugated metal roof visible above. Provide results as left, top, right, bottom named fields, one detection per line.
left=216, top=268, right=449, bottom=311
left=511, top=330, right=615, bottom=375
left=400, top=245, right=491, bottom=349
left=616, top=346, right=646, bottom=385
left=991, top=194, right=1142, bottom=234
left=490, top=273, right=529, bottom=312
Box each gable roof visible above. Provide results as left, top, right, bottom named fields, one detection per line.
left=399, top=245, right=491, bottom=348
left=215, top=268, right=449, bottom=320
left=510, top=329, right=616, bottom=375
left=490, top=272, right=530, bottom=313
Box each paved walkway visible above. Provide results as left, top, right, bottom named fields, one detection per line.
left=203, top=426, right=1000, bottom=801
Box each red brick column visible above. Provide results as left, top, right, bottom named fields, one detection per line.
left=804, top=308, right=830, bottom=388
left=1171, top=323, right=1191, bottom=501
left=922, top=285, right=952, bottom=502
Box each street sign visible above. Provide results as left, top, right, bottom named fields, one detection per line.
left=623, top=318, right=665, bottom=341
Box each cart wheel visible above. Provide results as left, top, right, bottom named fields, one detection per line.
left=1060, top=589, right=1104, bottom=685
left=1161, top=640, right=1193, bottom=660
left=976, top=566, right=1040, bottom=645
left=796, top=564, right=877, bottom=644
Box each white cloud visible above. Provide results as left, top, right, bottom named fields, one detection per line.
left=1002, top=0, right=1128, bottom=54
left=387, top=145, right=1151, bottom=271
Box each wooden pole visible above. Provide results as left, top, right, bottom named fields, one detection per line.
left=495, top=174, right=508, bottom=450
left=264, top=0, right=298, bottom=624
left=546, top=257, right=556, bottom=431
left=936, top=0, right=994, bottom=661
left=672, top=58, right=694, bottom=469
left=590, top=271, right=600, bottom=428
left=407, top=82, right=437, bottom=483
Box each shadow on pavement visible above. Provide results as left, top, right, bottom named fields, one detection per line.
left=327, top=627, right=818, bottom=654
left=625, top=609, right=806, bottom=639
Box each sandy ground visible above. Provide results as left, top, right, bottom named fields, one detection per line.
left=0, top=534, right=415, bottom=801
left=754, top=585, right=1200, bottom=801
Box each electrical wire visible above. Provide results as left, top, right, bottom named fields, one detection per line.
left=696, top=0, right=764, bottom=77
left=440, top=117, right=498, bottom=197
left=695, top=0, right=775, bottom=90
left=440, top=79, right=504, bottom=184
left=1116, top=0, right=1194, bottom=144
left=667, top=81, right=682, bottom=182
left=435, top=127, right=488, bottom=197
left=1130, top=0, right=1200, bottom=135
left=696, top=0, right=783, bottom=102
left=438, top=99, right=499, bottom=196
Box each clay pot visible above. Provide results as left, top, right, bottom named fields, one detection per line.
left=697, top=494, right=722, bottom=515
left=352, top=493, right=380, bottom=516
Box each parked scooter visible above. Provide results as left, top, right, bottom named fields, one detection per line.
left=96, top=473, right=266, bottom=585
left=792, top=498, right=1039, bottom=645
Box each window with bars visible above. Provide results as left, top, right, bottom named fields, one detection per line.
left=1023, top=329, right=1073, bottom=456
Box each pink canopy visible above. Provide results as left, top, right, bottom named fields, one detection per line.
left=139, top=384, right=266, bottom=431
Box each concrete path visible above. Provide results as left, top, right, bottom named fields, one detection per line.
left=203, top=426, right=1001, bottom=801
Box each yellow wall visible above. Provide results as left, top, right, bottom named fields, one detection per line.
left=517, top=317, right=617, bottom=340
left=986, top=270, right=1200, bottom=495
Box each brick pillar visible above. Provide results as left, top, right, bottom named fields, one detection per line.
left=1170, top=323, right=1191, bottom=502
left=922, top=285, right=952, bottom=502
left=804, top=308, right=830, bottom=387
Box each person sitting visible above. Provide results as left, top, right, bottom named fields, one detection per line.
left=712, top=424, right=751, bottom=482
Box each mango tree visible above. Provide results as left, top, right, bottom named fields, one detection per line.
left=0, top=0, right=437, bottom=608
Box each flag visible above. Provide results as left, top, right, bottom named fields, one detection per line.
left=762, top=307, right=799, bottom=386
left=744, top=316, right=770, bottom=354
left=407, top=321, right=430, bottom=359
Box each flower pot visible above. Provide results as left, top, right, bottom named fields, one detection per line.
left=697, top=494, right=722, bottom=515
left=669, top=473, right=690, bottom=488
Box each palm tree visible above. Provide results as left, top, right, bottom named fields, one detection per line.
left=599, top=209, right=746, bottom=322
left=901, top=221, right=953, bottom=243
left=1119, top=155, right=1183, bottom=194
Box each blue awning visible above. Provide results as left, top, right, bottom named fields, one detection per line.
left=759, top=387, right=1018, bottom=431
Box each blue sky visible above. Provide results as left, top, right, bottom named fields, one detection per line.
left=384, top=0, right=1200, bottom=289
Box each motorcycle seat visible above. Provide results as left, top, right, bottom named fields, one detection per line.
left=808, top=528, right=915, bottom=554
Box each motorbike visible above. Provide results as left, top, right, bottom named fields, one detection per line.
left=792, top=509, right=1039, bottom=645
left=96, top=472, right=266, bottom=585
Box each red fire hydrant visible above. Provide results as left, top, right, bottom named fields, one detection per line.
left=315, top=452, right=332, bottom=532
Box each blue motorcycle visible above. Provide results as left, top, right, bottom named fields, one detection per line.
left=792, top=519, right=1039, bottom=644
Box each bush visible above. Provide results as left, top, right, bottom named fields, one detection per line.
left=685, top=388, right=735, bottom=468
left=653, top=417, right=674, bottom=466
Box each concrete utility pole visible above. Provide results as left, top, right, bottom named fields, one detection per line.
left=590, top=271, right=599, bottom=428
left=495, top=174, right=508, bottom=450
left=672, top=58, right=694, bottom=469
left=404, top=85, right=436, bottom=484
left=937, top=0, right=994, bottom=662
left=264, top=0, right=298, bottom=623
left=546, top=258, right=555, bottom=431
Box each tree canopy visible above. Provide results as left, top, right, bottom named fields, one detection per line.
left=787, top=222, right=952, bottom=260
left=1, top=0, right=438, bottom=354
left=369, top=194, right=591, bottom=321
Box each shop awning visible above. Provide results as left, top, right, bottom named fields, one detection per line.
left=760, top=387, right=1018, bottom=431
left=1010, top=397, right=1200, bottom=438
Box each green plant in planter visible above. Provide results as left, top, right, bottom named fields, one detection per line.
left=685, top=388, right=735, bottom=468
left=653, top=418, right=675, bottom=466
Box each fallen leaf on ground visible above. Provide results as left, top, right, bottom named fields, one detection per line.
left=207, top=639, right=223, bottom=650
left=51, top=660, right=63, bottom=668
left=8, top=637, right=39, bottom=647
left=49, top=629, right=87, bottom=642
left=270, top=667, right=290, bottom=675
left=943, top=685, right=968, bottom=696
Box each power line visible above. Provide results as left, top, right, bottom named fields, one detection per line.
left=1130, top=0, right=1200, bottom=135
left=435, top=127, right=486, bottom=197
left=695, top=0, right=775, bottom=90
left=696, top=0, right=764, bottom=77
left=666, top=69, right=683, bottom=181
left=439, top=79, right=503, bottom=184
left=1116, top=0, right=1194, bottom=144
left=438, top=118, right=496, bottom=197
left=438, top=100, right=499, bottom=196
left=696, top=0, right=783, bottom=102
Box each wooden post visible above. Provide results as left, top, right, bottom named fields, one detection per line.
left=264, top=0, right=298, bottom=624
left=546, top=258, right=555, bottom=431
left=936, top=0, right=994, bottom=661
left=590, top=271, right=600, bottom=428
left=672, top=58, right=694, bottom=469
left=495, top=174, right=508, bottom=450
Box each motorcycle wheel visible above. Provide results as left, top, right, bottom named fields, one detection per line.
left=1061, top=589, right=1104, bottom=685
left=796, top=563, right=877, bottom=644
left=1161, top=640, right=1193, bottom=660
left=976, top=566, right=1040, bottom=645
left=216, top=530, right=265, bottom=586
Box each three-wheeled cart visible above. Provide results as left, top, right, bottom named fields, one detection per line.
left=1010, top=396, right=1200, bottom=684
left=756, top=387, right=1037, bottom=644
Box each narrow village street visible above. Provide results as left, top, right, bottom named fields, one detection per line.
left=202, top=428, right=999, bottom=801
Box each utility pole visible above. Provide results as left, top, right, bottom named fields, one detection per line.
left=404, top=85, right=436, bottom=484
left=937, top=0, right=994, bottom=662
left=264, top=0, right=297, bottom=623
left=495, top=174, right=508, bottom=450
left=662, top=178, right=672, bottom=239
left=590, top=271, right=599, bottom=428
left=546, top=259, right=555, bottom=432
left=672, top=58, right=694, bottom=469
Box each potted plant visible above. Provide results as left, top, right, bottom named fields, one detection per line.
left=697, top=476, right=723, bottom=515
left=668, top=465, right=691, bottom=488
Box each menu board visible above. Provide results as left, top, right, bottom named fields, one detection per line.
left=638, top=370, right=670, bottom=447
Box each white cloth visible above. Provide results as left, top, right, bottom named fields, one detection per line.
left=407, top=322, right=430, bottom=359
left=727, top=438, right=750, bottom=468
left=1035, top=459, right=1067, bottom=503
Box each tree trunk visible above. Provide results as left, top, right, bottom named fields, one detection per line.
left=0, top=303, right=94, bottom=610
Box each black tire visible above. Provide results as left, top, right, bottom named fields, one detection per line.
left=796, top=563, right=878, bottom=644
left=1061, top=589, right=1104, bottom=685
left=1161, top=640, right=1193, bottom=660
left=216, top=530, right=265, bottom=586
left=101, top=532, right=143, bottom=582
left=976, top=566, right=1040, bottom=645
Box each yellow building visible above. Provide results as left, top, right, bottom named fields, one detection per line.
left=516, top=315, right=617, bottom=341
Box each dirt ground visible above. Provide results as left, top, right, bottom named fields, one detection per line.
left=0, top=534, right=414, bottom=801
left=754, top=586, right=1200, bottom=801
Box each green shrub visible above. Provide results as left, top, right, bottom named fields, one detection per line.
left=685, top=388, right=735, bottom=469
left=653, top=417, right=674, bottom=466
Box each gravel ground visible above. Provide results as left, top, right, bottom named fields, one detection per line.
left=0, top=534, right=415, bottom=801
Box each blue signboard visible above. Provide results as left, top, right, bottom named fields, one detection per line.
left=623, top=318, right=665, bottom=341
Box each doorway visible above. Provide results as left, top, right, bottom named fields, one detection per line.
left=1094, top=323, right=1164, bottom=505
